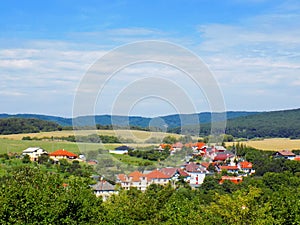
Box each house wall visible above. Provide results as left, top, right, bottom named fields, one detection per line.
left=188, top=172, right=206, bottom=185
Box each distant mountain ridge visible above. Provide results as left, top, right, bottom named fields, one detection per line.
left=0, top=111, right=259, bottom=128
left=1, top=109, right=300, bottom=138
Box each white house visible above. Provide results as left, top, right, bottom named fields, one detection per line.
left=185, top=162, right=207, bottom=188
left=22, top=147, right=48, bottom=161
left=91, top=180, right=118, bottom=201
left=109, top=145, right=132, bottom=155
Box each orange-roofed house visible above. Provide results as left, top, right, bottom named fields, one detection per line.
left=239, top=161, right=255, bottom=175
left=172, top=142, right=183, bottom=150
left=219, top=176, right=243, bottom=184
left=192, top=142, right=206, bottom=151
left=146, top=169, right=171, bottom=186
left=219, top=165, right=239, bottom=174
left=49, top=149, right=78, bottom=161
left=116, top=171, right=148, bottom=191
left=158, top=144, right=172, bottom=151
left=295, top=156, right=300, bottom=161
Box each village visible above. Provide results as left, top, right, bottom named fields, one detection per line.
left=21, top=141, right=300, bottom=201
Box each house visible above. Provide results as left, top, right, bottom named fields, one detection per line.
left=219, top=176, right=243, bottom=184
left=158, top=144, right=172, bottom=151
left=109, top=145, right=132, bottom=154
left=213, top=151, right=234, bottom=162
left=91, top=180, right=118, bottom=201
left=239, top=161, right=255, bottom=175
left=146, top=169, right=171, bottom=186
left=49, top=149, right=78, bottom=161
left=218, top=165, right=239, bottom=174
left=172, top=142, right=183, bottom=151
left=116, top=169, right=173, bottom=191
left=214, top=146, right=227, bottom=152
left=22, top=147, right=48, bottom=162
left=273, top=150, right=296, bottom=160
left=185, top=162, right=207, bottom=188
left=192, top=142, right=206, bottom=151
left=160, top=167, right=189, bottom=181
left=160, top=167, right=190, bottom=186
left=116, top=171, right=148, bottom=191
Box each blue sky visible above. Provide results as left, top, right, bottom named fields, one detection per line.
left=1, top=0, right=300, bottom=117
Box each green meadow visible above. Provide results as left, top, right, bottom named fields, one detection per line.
left=0, top=138, right=120, bottom=154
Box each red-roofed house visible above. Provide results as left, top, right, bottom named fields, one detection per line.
left=49, top=149, right=78, bottom=160
left=213, top=152, right=234, bottom=162
left=295, top=156, right=300, bottom=161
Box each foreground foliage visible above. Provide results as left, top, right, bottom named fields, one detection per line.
left=1, top=145, right=300, bottom=224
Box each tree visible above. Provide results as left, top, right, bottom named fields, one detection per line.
left=0, top=166, right=103, bottom=224
left=203, top=187, right=275, bottom=224
left=22, top=154, right=31, bottom=164
left=162, top=136, right=177, bottom=144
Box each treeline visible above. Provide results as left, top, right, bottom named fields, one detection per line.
left=128, top=146, right=170, bottom=161
left=0, top=118, right=62, bottom=135
left=23, top=134, right=122, bottom=143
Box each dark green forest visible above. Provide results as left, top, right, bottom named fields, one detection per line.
left=170, top=108, right=300, bottom=139
left=0, top=118, right=62, bottom=135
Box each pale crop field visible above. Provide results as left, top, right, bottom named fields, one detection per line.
left=0, top=129, right=183, bottom=143
left=0, top=130, right=181, bottom=143
left=0, top=129, right=184, bottom=154
left=226, top=138, right=300, bottom=151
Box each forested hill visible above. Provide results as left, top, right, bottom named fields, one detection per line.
left=0, top=111, right=257, bottom=128
left=0, top=114, right=71, bottom=126
left=170, top=108, right=300, bottom=138
left=0, top=118, right=62, bottom=135
left=225, top=108, right=300, bottom=138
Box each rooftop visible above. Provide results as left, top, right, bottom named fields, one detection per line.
left=49, top=149, right=77, bottom=157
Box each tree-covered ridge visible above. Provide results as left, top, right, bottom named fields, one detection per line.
left=0, top=118, right=62, bottom=135
left=225, top=108, right=300, bottom=138
left=0, top=111, right=258, bottom=128
left=170, top=108, right=300, bottom=138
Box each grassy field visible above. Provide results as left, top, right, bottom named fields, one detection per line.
left=0, top=129, right=183, bottom=154
left=0, top=129, right=183, bottom=143
left=226, top=138, right=300, bottom=151
left=0, top=138, right=160, bottom=154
